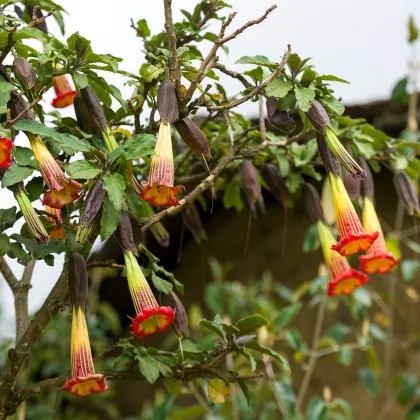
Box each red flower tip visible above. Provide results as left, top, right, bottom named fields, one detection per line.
left=130, top=306, right=175, bottom=338
left=359, top=252, right=400, bottom=274
left=331, top=231, right=379, bottom=257
left=140, top=185, right=182, bottom=207
left=43, top=180, right=82, bottom=209
left=50, top=225, right=65, bottom=240
left=52, top=90, right=76, bottom=108
left=0, top=137, right=13, bottom=168
left=62, top=374, right=108, bottom=397
left=328, top=269, right=368, bottom=296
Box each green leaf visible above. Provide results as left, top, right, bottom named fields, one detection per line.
left=110, top=134, right=155, bottom=162
left=316, top=74, right=350, bottom=84
left=2, top=165, right=34, bottom=188
left=140, top=63, right=165, bottom=82
left=0, top=234, right=10, bottom=256
left=103, top=173, right=126, bottom=211
left=237, top=379, right=251, bottom=409
left=337, top=347, right=353, bottom=367
left=396, top=374, right=418, bottom=405
left=0, top=207, right=17, bottom=232
left=330, top=398, right=354, bottom=420
left=26, top=177, right=44, bottom=202
left=199, top=319, right=225, bottom=338
left=0, top=27, right=48, bottom=49
left=359, top=367, right=380, bottom=397
left=181, top=340, right=203, bottom=354
left=306, top=397, right=329, bottom=420
left=401, top=260, right=420, bottom=283
left=236, top=55, right=277, bottom=68
left=321, top=96, right=345, bottom=115
left=72, top=72, right=89, bottom=89
left=295, top=86, right=315, bottom=112
left=165, top=378, right=181, bottom=394
left=301, top=68, right=317, bottom=87
left=126, top=189, right=144, bottom=222
left=208, top=378, right=231, bottom=403
left=151, top=272, right=173, bottom=294
left=137, top=354, right=160, bottom=384
left=12, top=146, right=38, bottom=169
left=100, top=196, right=120, bottom=241
left=8, top=242, right=32, bottom=265
left=222, top=180, right=243, bottom=212
left=244, top=341, right=289, bottom=370
left=302, top=223, right=320, bottom=253
left=235, top=314, right=269, bottom=334
left=265, top=77, right=293, bottom=99
left=391, top=77, right=408, bottom=103
left=408, top=16, right=419, bottom=43
left=136, top=19, right=151, bottom=38
left=64, top=160, right=101, bottom=180
left=0, top=75, right=14, bottom=114
left=274, top=303, right=302, bottom=331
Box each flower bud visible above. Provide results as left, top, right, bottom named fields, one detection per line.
left=261, top=163, right=293, bottom=208
left=305, top=99, right=332, bottom=135
left=316, top=132, right=340, bottom=175
left=266, top=97, right=295, bottom=133
left=160, top=291, right=189, bottom=339
left=174, top=117, right=211, bottom=159
left=68, top=253, right=88, bottom=310
left=303, top=183, right=325, bottom=223
left=73, top=94, right=101, bottom=135
left=13, top=57, right=37, bottom=90
left=359, top=158, right=374, bottom=200
left=114, top=211, right=138, bottom=255
left=182, top=203, right=207, bottom=244
left=80, top=86, right=108, bottom=133
left=393, top=172, right=420, bottom=216
left=8, top=91, right=34, bottom=121
left=157, top=81, right=179, bottom=124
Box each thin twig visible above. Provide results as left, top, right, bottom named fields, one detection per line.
left=87, top=261, right=125, bottom=271
left=0, top=256, right=18, bottom=290
left=213, top=63, right=253, bottom=89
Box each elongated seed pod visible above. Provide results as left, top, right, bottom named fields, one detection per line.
left=8, top=91, right=35, bottom=121
left=80, top=86, right=108, bottom=133
left=114, top=211, right=138, bottom=255
left=266, top=97, right=278, bottom=120
left=182, top=203, right=207, bottom=244
left=68, top=253, right=88, bottom=310
left=79, top=180, right=106, bottom=228
left=266, top=97, right=295, bottom=133
left=239, top=160, right=265, bottom=216
left=316, top=132, right=340, bottom=175
left=157, top=82, right=179, bottom=124
left=343, top=159, right=361, bottom=201
left=27, top=5, right=48, bottom=34
left=74, top=94, right=101, bottom=135
left=261, top=163, right=293, bottom=208
left=303, top=183, right=325, bottom=223
left=358, top=158, right=374, bottom=200
left=393, top=172, right=420, bottom=216
left=174, top=117, right=211, bottom=159
left=14, top=5, right=24, bottom=20
left=305, top=100, right=331, bottom=134
left=160, top=291, right=189, bottom=339
left=13, top=57, right=37, bottom=90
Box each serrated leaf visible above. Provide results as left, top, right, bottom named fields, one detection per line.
left=151, top=272, right=173, bottom=294
left=100, top=196, right=120, bottom=241
left=208, top=378, right=230, bottom=403
left=235, top=314, right=269, bottom=334
left=0, top=233, right=10, bottom=256
left=103, top=173, right=126, bottom=211
left=244, top=341, right=289, bottom=370
left=265, top=77, right=293, bottom=99
left=199, top=319, right=225, bottom=338
left=64, top=160, right=102, bottom=179
left=295, top=86, right=315, bottom=112
left=236, top=55, right=276, bottom=68
left=137, top=354, right=160, bottom=384
left=2, top=165, right=34, bottom=188
left=0, top=207, right=17, bottom=231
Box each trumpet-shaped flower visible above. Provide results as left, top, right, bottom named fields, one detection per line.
left=141, top=122, right=182, bottom=207
left=0, top=137, right=12, bottom=168
left=359, top=197, right=400, bottom=274
left=317, top=221, right=368, bottom=296
left=28, top=134, right=82, bottom=209
left=124, top=251, right=174, bottom=337
left=15, top=185, right=49, bottom=244
left=52, top=74, right=76, bottom=108
left=329, top=173, right=378, bottom=256
left=62, top=306, right=108, bottom=396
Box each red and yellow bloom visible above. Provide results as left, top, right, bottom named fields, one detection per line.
left=124, top=251, right=174, bottom=337
left=318, top=221, right=368, bottom=296
left=62, top=306, right=108, bottom=397
left=52, top=74, right=76, bottom=108
left=0, top=137, right=12, bottom=168
left=27, top=134, right=82, bottom=209
left=329, top=172, right=378, bottom=256
left=141, top=122, right=182, bottom=207
left=45, top=206, right=65, bottom=240
left=359, top=197, right=400, bottom=274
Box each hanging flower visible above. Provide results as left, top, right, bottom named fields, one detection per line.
left=318, top=221, right=368, bottom=296
left=0, top=137, right=12, bottom=168
left=27, top=134, right=82, bottom=209
left=15, top=185, right=49, bottom=244
left=52, top=74, right=76, bottom=108
left=359, top=197, right=400, bottom=274
left=141, top=122, right=182, bottom=207
left=329, top=172, right=378, bottom=256
left=45, top=206, right=65, bottom=240
left=63, top=254, right=107, bottom=397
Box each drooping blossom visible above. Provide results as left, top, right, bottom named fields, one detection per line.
left=0, top=137, right=12, bottom=168
left=52, top=74, right=76, bottom=108
left=45, top=206, right=65, bottom=240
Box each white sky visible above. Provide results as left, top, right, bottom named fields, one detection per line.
left=1, top=0, right=419, bottom=338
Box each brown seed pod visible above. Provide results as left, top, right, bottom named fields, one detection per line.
left=68, top=253, right=88, bottom=310
left=240, top=188, right=257, bottom=217
left=114, top=211, right=138, bottom=255
left=239, top=160, right=265, bottom=215
left=261, top=163, right=293, bottom=208
left=79, top=179, right=106, bottom=228
left=80, top=86, right=108, bottom=133
left=305, top=99, right=332, bottom=135
left=182, top=203, right=207, bottom=244
left=393, top=172, right=420, bottom=216
left=358, top=158, right=374, bottom=200
left=74, top=94, right=101, bottom=135
left=303, top=183, right=325, bottom=223
left=266, top=97, right=295, bottom=133
left=174, top=117, right=211, bottom=159
left=266, top=97, right=278, bottom=120
left=13, top=57, right=37, bottom=90
left=157, top=81, right=179, bottom=124
left=316, top=132, right=340, bottom=175
left=27, top=5, right=48, bottom=34
left=160, top=291, right=189, bottom=339
left=8, top=91, right=35, bottom=121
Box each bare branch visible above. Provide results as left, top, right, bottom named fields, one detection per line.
left=87, top=261, right=125, bottom=271
left=27, top=7, right=55, bottom=28
left=213, top=63, right=253, bottom=89
left=0, top=257, right=18, bottom=290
